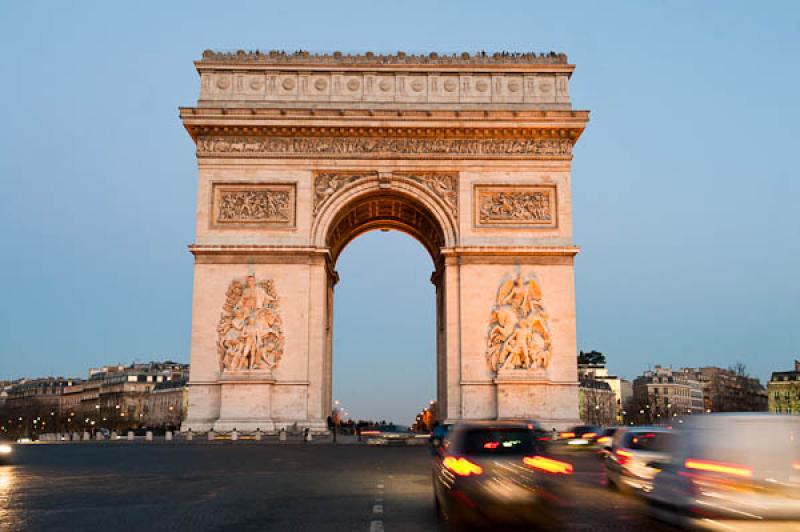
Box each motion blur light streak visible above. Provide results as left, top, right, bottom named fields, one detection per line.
left=615, top=448, right=633, bottom=466
left=684, top=459, right=753, bottom=478
left=523, top=456, right=573, bottom=475
left=442, top=456, right=483, bottom=477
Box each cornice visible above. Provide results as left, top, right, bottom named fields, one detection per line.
left=180, top=108, right=590, bottom=140
left=196, top=50, right=573, bottom=74
left=441, top=246, right=580, bottom=257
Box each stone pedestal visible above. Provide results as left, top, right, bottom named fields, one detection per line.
left=212, top=370, right=276, bottom=432
left=495, top=369, right=580, bottom=430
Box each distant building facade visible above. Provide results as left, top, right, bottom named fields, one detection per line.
left=578, top=363, right=632, bottom=424
left=578, top=378, right=616, bottom=426
left=632, top=366, right=704, bottom=424
left=0, top=361, right=188, bottom=438
left=681, top=367, right=767, bottom=413
left=768, top=360, right=800, bottom=414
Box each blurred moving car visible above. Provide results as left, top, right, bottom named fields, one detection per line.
left=597, top=426, right=621, bottom=458
left=0, top=439, right=13, bottom=464
left=556, top=425, right=602, bottom=450
left=433, top=421, right=573, bottom=528
left=604, top=426, right=674, bottom=493
left=362, top=424, right=412, bottom=445
left=645, top=414, right=800, bottom=529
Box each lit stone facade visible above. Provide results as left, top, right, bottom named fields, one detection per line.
left=180, top=50, right=590, bottom=432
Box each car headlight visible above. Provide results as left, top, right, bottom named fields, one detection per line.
left=0, top=444, right=12, bottom=454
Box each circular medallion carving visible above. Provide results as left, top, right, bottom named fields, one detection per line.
left=539, top=82, right=552, bottom=93
left=508, top=80, right=521, bottom=92
left=476, top=79, right=489, bottom=92
left=282, top=78, right=296, bottom=91
left=346, top=78, right=361, bottom=91
left=249, top=78, right=263, bottom=90
left=443, top=78, right=457, bottom=92
left=314, top=78, right=328, bottom=91
left=216, top=77, right=231, bottom=90
left=379, top=79, right=392, bottom=92
left=411, top=79, right=425, bottom=92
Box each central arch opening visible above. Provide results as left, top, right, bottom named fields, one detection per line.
left=324, top=191, right=447, bottom=428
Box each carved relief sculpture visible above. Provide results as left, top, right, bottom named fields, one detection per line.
left=198, top=136, right=572, bottom=159
left=217, top=275, right=284, bottom=372
left=475, top=185, right=556, bottom=227
left=401, top=173, right=458, bottom=218
left=212, top=184, right=295, bottom=227
left=486, top=272, right=552, bottom=372
left=313, top=173, right=366, bottom=214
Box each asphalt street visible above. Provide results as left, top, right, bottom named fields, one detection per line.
left=0, top=442, right=675, bottom=531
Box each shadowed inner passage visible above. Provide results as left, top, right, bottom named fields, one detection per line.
left=326, top=193, right=446, bottom=264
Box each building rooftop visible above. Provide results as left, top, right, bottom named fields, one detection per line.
left=199, top=49, right=569, bottom=66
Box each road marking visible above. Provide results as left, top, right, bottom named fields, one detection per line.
left=373, top=504, right=384, bottom=514
left=369, top=520, right=384, bottom=532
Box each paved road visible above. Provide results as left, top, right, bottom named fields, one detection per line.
left=0, top=442, right=674, bottom=531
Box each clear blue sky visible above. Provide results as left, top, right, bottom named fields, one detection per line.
left=1, top=1, right=798, bottom=425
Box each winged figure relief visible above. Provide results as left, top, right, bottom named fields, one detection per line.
left=486, top=272, right=552, bottom=372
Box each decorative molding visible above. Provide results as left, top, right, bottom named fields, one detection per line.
left=217, top=275, right=285, bottom=373
left=486, top=271, right=552, bottom=373
left=474, top=185, right=557, bottom=228
left=200, top=49, right=569, bottom=65
left=397, top=173, right=458, bottom=218
left=198, top=136, right=572, bottom=159
left=211, top=183, right=295, bottom=228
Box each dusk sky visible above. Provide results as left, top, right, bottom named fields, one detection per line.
left=1, top=1, right=798, bottom=425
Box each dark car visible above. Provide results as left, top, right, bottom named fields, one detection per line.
left=556, top=424, right=603, bottom=450
left=433, top=421, right=573, bottom=528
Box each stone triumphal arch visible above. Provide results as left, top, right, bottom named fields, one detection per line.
left=180, top=50, right=589, bottom=432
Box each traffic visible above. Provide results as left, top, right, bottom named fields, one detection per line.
left=429, top=414, right=800, bottom=530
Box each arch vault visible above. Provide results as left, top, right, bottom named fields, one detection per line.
left=180, top=50, right=589, bottom=432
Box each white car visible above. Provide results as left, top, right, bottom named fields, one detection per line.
left=644, top=414, right=800, bottom=529
left=604, top=426, right=674, bottom=493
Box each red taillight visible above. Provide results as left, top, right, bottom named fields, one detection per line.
left=483, top=441, right=500, bottom=449
left=443, top=456, right=483, bottom=477
left=361, top=430, right=380, bottom=436
left=597, top=436, right=611, bottom=445
left=615, top=448, right=633, bottom=466
left=583, top=432, right=597, bottom=439
left=684, top=459, right=752, bottom=478
left=524, top=455, right=573, bottom=475
left=559, top=432, right=575, bottom=439
left=537, top=436, right=551, bottom=441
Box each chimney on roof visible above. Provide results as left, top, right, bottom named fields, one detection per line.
left=795, top=360, right=800, bottom=373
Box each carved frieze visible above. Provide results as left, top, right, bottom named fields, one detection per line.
left=197, top=136, right=572, bottom=159
left=212, top=183, right=295, bottom=227
left=486, top=272, right=552, bottom=373
left=398, top=173, right=458, bottom=218
left=474, top=185, right=556, bottom=228
left=217, top=275, right=285, bottom=373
